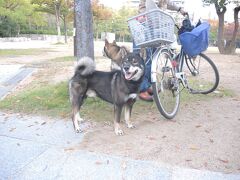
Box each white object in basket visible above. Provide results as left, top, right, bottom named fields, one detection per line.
left=128, top=19, right=146, bottom=45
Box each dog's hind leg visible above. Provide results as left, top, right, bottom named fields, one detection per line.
left=69, top=80, right=86, bottom=133
left=114, top=105, right=124, bottom=136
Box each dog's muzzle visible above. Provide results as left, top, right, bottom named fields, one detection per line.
left=123, top=66, right=138, bottom=81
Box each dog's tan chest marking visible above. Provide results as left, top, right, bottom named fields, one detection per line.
left=125, top=93, right=137, bottom=102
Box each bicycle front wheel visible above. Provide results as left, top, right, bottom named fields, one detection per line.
left=185, top=53, right=219, bottom=94
left=152, top=50, right=180, bottom=119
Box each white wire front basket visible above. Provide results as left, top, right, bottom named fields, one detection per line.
left=127, top=9, right=175, bottom=47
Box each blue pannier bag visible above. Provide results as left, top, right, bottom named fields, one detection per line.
left=179, top=22, right=210, bottom=57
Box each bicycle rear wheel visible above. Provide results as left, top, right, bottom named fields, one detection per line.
left=152, top=50, right=180, bottom=119
left=185, top=53, right=219, bottom=94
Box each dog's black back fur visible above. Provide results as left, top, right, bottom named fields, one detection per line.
left=69, top=54, right=144, bottom=135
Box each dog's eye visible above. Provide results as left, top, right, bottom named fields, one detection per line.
left=132, top=58, right=138, bottom=64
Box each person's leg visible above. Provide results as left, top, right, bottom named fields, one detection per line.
left=139, top=48, right=153, bottom=101
left=133, top=41, right=153, bottom=101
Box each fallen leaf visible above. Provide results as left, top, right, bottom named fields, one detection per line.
left=64, top=148, right=75, bottom=152
left=195, top=125, right=202, bottom=128
left=9, top=128, right=16, bottom=132
left=185, top=159, right=192, bottom=162
left=35, top=96, right=42, bottom=100
left=218, top=158, right=229, bottom=164
left=162, top=135, right=167, bottom=139
left=95, top=161, right=102, bottom=165
left=41, top=122, right=47, bottom=126
left=60, top=113, right=68, bottom=118
left=209, top=139, right=214, bottom=143
left=205, top=130, right=210, bottom=133
left=189, top=145, right=200, bottom=150
left=146, top=136, right=156, bottom=141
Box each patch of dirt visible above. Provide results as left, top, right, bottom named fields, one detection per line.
left=78, top=52, right=240, bottom=174
left=80, top=97, right=240, bottom=173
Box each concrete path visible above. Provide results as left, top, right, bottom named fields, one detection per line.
left=0, top=65, right=35, bottom=100
left=0, top=112, right=239, bottom=180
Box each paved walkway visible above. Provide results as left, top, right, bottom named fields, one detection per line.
left=0, top=112, right=240, bottom=180
left=0, top=65, right=35, bottom=100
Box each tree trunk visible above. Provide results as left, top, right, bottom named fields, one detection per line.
left=215, top=2, right=226, bottom=54
left=73, top=0, right=77, bottom=57
left=63, top=16, right=68, bottom=43
left=55, top=2, right=61, bottom=43
left=75, top=0, right=94, bottom=60
left=17, top=24, right=20, bottom=37
left=224, top=6, right=240, bottom=54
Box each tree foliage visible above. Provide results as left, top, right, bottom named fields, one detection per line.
left=31, top=0, right=73, bottom=42
left=91, top=1, right=137, bottom=41
left=0, top=0, right=45, bottom=37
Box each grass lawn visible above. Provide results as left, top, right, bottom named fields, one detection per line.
left=0, top=80, right=234, bottom=121
left=49, top=56, right=76, bottom=62
left=0, top=49, right=52, bottom=57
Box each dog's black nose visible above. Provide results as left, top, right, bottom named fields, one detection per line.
left=124, top=66, right=130, bottom=72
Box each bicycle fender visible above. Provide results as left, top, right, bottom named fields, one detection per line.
left=151, top=48, right=169, bottom=83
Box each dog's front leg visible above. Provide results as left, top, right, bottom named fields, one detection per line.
left=124, top=104, right=135, bottom=129
left=114, top=105, right=124, bottom=135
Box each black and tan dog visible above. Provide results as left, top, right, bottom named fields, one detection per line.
left=103, top=39, right=147, bottom=70
left=69, top=53, right=145, bottom=135
left=103, top=39, right=130, bottom=70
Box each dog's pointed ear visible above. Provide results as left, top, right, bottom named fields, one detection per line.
left=139, top=48, right=147, bottom=62
left=112, top=40, right=117, bottom=45
left=105, top=39, right=109, bottom=45
left=121, top=48, right=127, bottom=59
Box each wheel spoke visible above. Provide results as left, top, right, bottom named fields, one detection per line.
left=185, top=53, right=219, bottom=94
left=152, top=50, right=180, bottom=119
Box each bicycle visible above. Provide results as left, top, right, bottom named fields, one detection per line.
left=128, top=9, right=219, bottom=119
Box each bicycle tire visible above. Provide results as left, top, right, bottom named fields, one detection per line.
left=184, top=53, right=219, bottom=94
left=152, top=49, right=180, bottom=119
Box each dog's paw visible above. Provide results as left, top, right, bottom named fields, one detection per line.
left=75, top=127, right=82, bottom=133
left=127, top=123, right=136, bottom=129
left=115, top=128, right=124, bottom=136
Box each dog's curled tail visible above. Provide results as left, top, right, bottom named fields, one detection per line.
left=75, top=56, right=95, bottom=76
